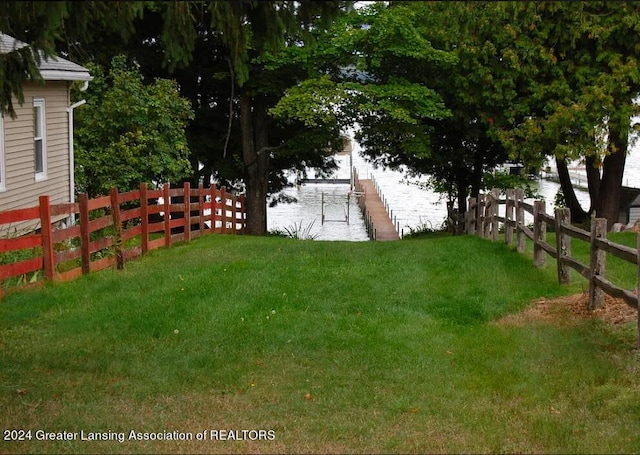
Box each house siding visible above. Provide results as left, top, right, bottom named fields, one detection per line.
left=0, top=81, right=71, bottom=214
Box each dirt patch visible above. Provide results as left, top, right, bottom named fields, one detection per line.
left=496, top=293, right=638, bottom=327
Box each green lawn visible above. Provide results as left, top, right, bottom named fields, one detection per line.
left=1, top=234, right=639, bottom=454
left=502, top=229, right=638, bottom=292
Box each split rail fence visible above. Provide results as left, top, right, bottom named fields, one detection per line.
left=467, top=188, right=640, bottom=348
left=0, top=182, right=245, bottom=300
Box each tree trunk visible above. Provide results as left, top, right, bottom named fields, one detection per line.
left=470, top=151, right=484, bottom=199
left=253, top=94, right=270, bottom=234
left=455, top=171, right=468, bottom=235
left=585, top=154, right=600, bottom=214
left=241, top=90, right=270, bottom=235
left=594, top=131, right=627, bottom=230
left=556, top=156, right=588, bottom=224
left=453, top=178, right=469, bottom=235
left=456, top=179, right=468, bottom=218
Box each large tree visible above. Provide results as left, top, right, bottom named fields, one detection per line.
left=496, top=2, right=640, bottom=228
left=156, top=1, right=351, bottom=235
left=391, top=2, right=515, bottom=219
left=272, top=2, right=453, bottom=174
left=273, top=2, right=499, bottom=225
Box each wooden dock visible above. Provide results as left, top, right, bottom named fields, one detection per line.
left=353, top=170, right=400, bottom=241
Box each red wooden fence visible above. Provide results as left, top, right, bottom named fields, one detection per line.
left=0, top=182, right=245, bottom=299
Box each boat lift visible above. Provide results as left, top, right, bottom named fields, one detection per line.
left=320, top=190, right=365, bottom=225
left=321, top=191, right=349, bottom=225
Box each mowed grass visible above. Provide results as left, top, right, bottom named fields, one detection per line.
left=510, top=229, right=638, bottom=293
left=1, top=234, right=639, bottom=454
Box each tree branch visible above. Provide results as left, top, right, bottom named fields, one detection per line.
left=244, top=144, right=285, bottom=169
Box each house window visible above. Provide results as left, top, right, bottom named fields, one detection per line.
left=33, top=98, right=46, bottom=181
left=0, top=113, right=4, bottom=191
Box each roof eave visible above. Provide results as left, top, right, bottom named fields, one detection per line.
left=38, top=70, right=93, bottom=82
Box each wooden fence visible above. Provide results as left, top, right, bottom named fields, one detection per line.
left=0, top=182, right=245, bottom=299
left=467, top=188, right=640, bottom=348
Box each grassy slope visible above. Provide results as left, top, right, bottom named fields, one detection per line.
left=0, top=234, right=639, bottom=454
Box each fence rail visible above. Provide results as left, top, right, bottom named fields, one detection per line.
left=0, top=182, right=245, bottom=299
left=467, top=188, right=640, bottom=348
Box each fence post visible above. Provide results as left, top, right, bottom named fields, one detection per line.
left=110, top=187, right=124, bottom=270
left=469, top=197, right=478, bottom=235
left=231, top=192, right=238, bottom=234
left=163, top=183, right=171, bottom=248
left=483, top=193, right=491, bottom=239
left=491, top=188, right=499, bottom=242
left=466, top=197, right=476, bottom=235
left=198, top=182, right=205, bottom=235
left=79, top=194, right=90, bottom=274
left=481, top=194, right=490, bottom=239
left=481, top=194, right=489, bottom=239
left=555, top=208, right=571, bottom=285
left=140, top=183, right=149, bottom=255
left=533, top=200, right=546, bottom=267
left=515, top=188, right=525, bottom=253
left=240, top=194, right=246, bottom=234
left=209, top=184, right=217, bottom=233
left=505, top=189, right=514, bottom=246
left=221, top=186, right=227, bottom=234
left=478, top=194, right=485, bottom=239
left=589, top=218, right=607, bottom=310
left=38, top=195, right=55, bottom=281
left=183, top=182, right=191, bottom=243
left=472, top=196, right=478, bottom=235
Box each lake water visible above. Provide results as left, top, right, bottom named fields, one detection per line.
left=268, top=138, right=640, bottom=241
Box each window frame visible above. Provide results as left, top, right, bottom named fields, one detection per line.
left=33, top=98, right=47, bottom=181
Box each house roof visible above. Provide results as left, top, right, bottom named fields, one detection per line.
left=0, top=33, right=28, bottom=53
left=0, top=33, right=92, bottom=82
left=621, top=186, right=640, bottom=210
left=628, top=193, right=640, bottom=208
